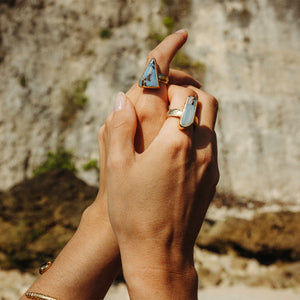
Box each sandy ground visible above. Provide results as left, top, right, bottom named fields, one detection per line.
left=104, top=283, right=300, bottom=300
left=1, top=269, right=299, bottom=300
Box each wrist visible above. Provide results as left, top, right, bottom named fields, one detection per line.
left=25, top=196, right=121, bottom=300
left=121, top=244, right=198, bottom=300
left=80, top=194, right=110, bottom=229
left=124, top=262, right=198, bottom=300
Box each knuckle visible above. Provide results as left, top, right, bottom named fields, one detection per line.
left=166, top=134, right=191, bottom=156
left=107, top=113, right=130, bottom=132
left=199, top=148, right=214, bottom=167
left=135, top=104, right=148, bottom=123
left=135, top=100, right=162, bottom=123
left=104, top=112, right=113, bottom=128
left=211, top=96, right=219, bottom=110
left=110, top=118, right=132, bottom=134
left=200, top=149, right=220, bottom=186
left=207, top=95, right=219, bottom=111
left=187, top=88, right=198, bottom=99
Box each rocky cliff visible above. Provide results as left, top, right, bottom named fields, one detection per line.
left=1, top=0, right=299, bottom=207
left=0, top=0, right=299, bottom=206
left=1, top=1, right=300, bottom=294
left=0, top=170, right=299, bottom=290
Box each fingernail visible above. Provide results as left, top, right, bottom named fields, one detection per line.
left=114, top=92, right=126, bottom=112
left=175, top=29, right=187, bottom=34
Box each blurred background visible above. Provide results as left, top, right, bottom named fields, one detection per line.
left=0, top=0, right=299, bottom=299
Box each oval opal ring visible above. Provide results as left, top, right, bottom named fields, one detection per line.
left=167, top=96, right=198, bottom=130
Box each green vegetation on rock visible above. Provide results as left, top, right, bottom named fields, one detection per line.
left=0, top=170, right=97, bottom=271
left=71, top=79, right=89, bottom=108
left=62, top=78, right=89, bottom=109
left=60, top=79, right=89, bottom=127
left=161, top=0, right=173, bottom=6
left=82, top=159, right=99, bottom=171
left=148, top=30, right=167, bottom=46
left=83, top=49, right=95, bottom=56
left=99, top=28, right=112, bottom=39
left=161, top=0, right=192, bottom=21
left=19, top=74, right=27, bottom=88
left=163, top=16, right=174, bottom=32
left=172, top=51, right=206, bottom=72
left=33, top=150, right=76, bottom=176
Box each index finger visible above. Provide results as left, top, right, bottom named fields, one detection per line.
left=145, top=30, right=188, bottom=76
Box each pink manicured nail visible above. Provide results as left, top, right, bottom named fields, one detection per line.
left=175, top=29, right=187, bottom=34
left=114, top=92, right=126, bottom=111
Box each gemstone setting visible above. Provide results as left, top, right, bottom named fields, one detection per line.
left=179, top=96, right=198, bottom=129
left=139, top=58, right=159, bottom=88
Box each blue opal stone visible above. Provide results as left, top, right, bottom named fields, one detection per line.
left=180, top=96, right=197, bottom=128
left=139, top=58, right=159, bottom=88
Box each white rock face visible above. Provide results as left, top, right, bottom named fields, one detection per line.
left=0, top=0, right=299, bottom=205
left=188, top=0, right=300, bottom=204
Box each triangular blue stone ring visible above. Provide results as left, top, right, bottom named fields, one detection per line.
left=139, top=58, right=169, bottom=88
left=167, top=96, right=199, bottom=130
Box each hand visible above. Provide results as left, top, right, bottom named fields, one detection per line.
left=88, top=29, right=201, bottom=285
left=22, top=30, right=202, bottom=300
left=126, top=29, right=200, bottom=153
left=105, top=84, right=219, bottom=299
left=97, top=30, right=200, bottom=204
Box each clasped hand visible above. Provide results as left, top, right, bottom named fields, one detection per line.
left=23, top=30, right=219, bottom=300
left=99, top=31, right=219, bottom=299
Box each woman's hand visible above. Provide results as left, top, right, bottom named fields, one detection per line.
left=97, top=30, right=200, bottom=206
left=126, top=29, right=200, bottom=153
left=105, top=84, right=219, bottom=299
left=22, top=30, right=203, bottom=300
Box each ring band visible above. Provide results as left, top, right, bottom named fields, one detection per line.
left=167, top=96, right=198, bottom=130
left=139, top=58, right=169, bottom=88
left=158, top=73, right=169, bottom=85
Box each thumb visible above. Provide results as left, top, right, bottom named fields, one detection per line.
left=108, top=92, right=137, bottom=165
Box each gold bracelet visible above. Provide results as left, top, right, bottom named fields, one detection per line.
left=25, top=292, right=58, bottom=300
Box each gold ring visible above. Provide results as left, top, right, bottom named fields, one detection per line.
left=139, top=58, right=169, bottom=89
left=39, top=261, right=52, bottom=275
left=167, top=96, right=198, bottom=130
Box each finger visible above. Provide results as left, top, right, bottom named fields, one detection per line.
left=145, top=30, right=188, bottom=75
left=168, top=69, right=201, bottom=88
left=107, top=93, right=137, bottom=165
left=187, top=86, right=218, bottom=130
left=97, top=125, right=106, bottom=194
left=163, top=85, right=198, bottom=136
left=129, top=31, right=189, bottom=152
left=126, top=84, right=168, bottom=153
